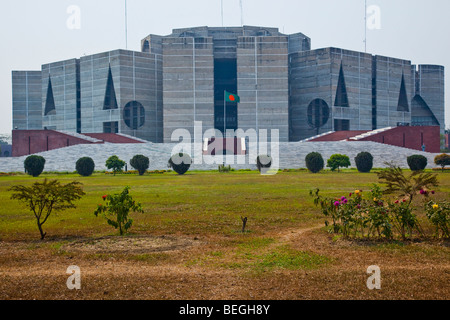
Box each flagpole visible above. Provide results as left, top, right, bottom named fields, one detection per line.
left=125, top=0, right=128, bottom=50
left=224, top=91, right=226, bottom=136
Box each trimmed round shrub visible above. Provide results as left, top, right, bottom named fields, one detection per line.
left=168, top=153, right=192, bottom=175
left=355, top=152, right=374, bottom=173
left=256, top=155, right=272, bottom=173
left=407, top=155, right=428, bottom=171
left=76, top=157, right=95, bottom=177
left=130, top=155, right=150, bottom=176
left=305, top=152, right=324, bottom=173
left=24, top=155, right=46, bottom=177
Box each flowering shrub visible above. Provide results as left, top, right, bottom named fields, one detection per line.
left=424, top=200, right=449, bottom=238
left=311, top=184, right=450, bottom=240
left=94, top=187, right=144, bottom=235
left=311, top=185, right=393, bottom=239
left=387, top=199, right=422, bottom=240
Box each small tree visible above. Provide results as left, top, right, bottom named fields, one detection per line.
left=407, top=155, right=428, bottom=171
left=76, top=157, right=95, bottom=177
left=168, top=153, right=192, bottom=175
left=9, top=179, right=85, bottom=240
left=305, top=152, right=324, bottom=173
left=94, top=187, right=144, bottom=235
left=24, top=155, right=46, bottom=177
left=130, top=155, right=150, bottom=176
left=377, top=163, right=439, bottom=205
left=434, top=154, right=450, bottom=172
left=106, top=155, right=126, bottom=176
left=355, top=152, right=374, bottom=173
left=327, top=154, right=351, bottom=172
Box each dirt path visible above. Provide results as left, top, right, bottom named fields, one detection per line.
left=0, top=222, right=449, bottom=300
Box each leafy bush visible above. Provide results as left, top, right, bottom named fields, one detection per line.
left=305, top=152, right=324, bottom=173
left=130, top=155, right=150, bottom=176
left=377, top=163, right=438, bottom=204
left=218, top=164, right=232, bottom=173
left=355, top=152, right=374, bottom=173
left=168, top=153, right=192, bottom=175
left=256, top=155, right=272, bottom=173
left=434, top=154, right=450, bottom=172
left=327, top=154, right=351, bottom=172
left=407, top=155, right=428, bottom=171
left=9, top=179, right=85, bottom=240
left=310, top=185, right=392, bottom=239
left=76, top=157, right=95, bottom=177
left=310, top=165, right=441, bottom=240
left=24, top=155, right=46, bottom=177
left=94, top=187, right=143, bottom=236
left=424, top=200, right=449, bottom=238
left=106, top=155, right=126, bottom=176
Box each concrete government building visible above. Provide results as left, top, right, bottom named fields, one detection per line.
left=12, top=26, right=445, bottom=146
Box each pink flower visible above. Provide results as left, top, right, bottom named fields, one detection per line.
left=420, top=189, right=426, bottom=195
left=343, top=199, right=348, bottom=204
left=357, top=204, right=361, bottom=209
left=334, top=201, right=340, bottom=207
left=349, top=193, right=353, bottom=197
left=395, top=200, right=399, bottom=204
left=341, top=196, right=347, bottom=201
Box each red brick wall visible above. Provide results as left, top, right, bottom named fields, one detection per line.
left=12, top=130, right=96, bottom=157
left=360, top=126, right=440, bottom=153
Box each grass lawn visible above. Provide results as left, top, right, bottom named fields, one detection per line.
left=0, top=170, right=449, bottom=300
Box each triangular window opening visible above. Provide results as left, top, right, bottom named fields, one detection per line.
left=103, top=66, right=118, bottom=110
left=44, top=77, right=56, bottom=116
left=397, top=74, right=410, bottom=112
left=334, top=64, right=349, bottom=107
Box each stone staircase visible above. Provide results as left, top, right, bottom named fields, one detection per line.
left=349, top=127, right=394, bottom=141
left=57, top=131, right=103, bottom=143
left=299, top=131, right=335, bottom=142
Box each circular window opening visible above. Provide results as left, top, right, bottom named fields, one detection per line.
left=307, top=99, right=330, bottom=131
left=123, top=101, right=145, bottom=130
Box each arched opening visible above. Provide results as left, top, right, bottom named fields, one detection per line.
left=123, top=101, right=145, bottom=130
left=307, top=99, right=330, bottom=134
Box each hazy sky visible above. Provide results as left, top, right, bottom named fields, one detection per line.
left=1, top=0, right=449, bottom=134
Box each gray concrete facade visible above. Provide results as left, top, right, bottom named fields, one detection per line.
left=412, top=65, right=445, bottom=134
left=373, top=55, right=413, bottom=129
left=162, top=35, right=215, bottom=143
left=12, top=71, right=42, bottom=130
left=288, top=47, right=442, bottom=142
left=42, top=59, right=80, bottom=132
left=80, top=50, right=163, bottom=142
left=11, top=25, right=445, bottom=144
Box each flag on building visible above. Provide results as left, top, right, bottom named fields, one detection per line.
left=225, top=91, right=240, bottom=103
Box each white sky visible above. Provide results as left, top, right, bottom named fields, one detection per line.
left=1, top=0, right=449, bottom=134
